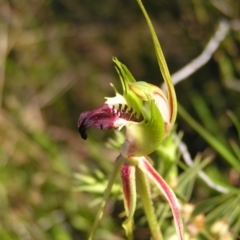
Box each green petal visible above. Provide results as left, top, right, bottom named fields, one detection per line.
left=121, top=97, right=165, bottom=157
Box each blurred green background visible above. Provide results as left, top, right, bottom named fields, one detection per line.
left=0, top=0, right=239, bottom=239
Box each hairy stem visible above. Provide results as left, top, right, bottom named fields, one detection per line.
left=136, top=166, right=163, bottom=240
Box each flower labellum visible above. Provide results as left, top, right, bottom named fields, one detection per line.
left=78, top=103, right=141, bottom=140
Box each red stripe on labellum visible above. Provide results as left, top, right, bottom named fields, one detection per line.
left=121, top=164, right=132, bottom=210
left=140, top=158, right=183, bottom=240
left=142, top=159, right=178, bottom=213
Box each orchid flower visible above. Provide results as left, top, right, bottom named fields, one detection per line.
left=77, top=1, right=183, bottom=239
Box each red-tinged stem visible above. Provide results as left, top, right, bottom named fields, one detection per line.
left=135, top=166, right=163, bottom=240
left=138, top=157, right=184, bottom=240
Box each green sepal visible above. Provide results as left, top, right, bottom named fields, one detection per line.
left=136, top=0, right=177, bottom=126
left=106, top=58, right=143, bottom=118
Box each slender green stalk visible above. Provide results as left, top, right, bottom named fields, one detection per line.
left=136, top=0, right=177, bottom=126
left=226, top=110, right=240, bottom=140
left=122, top=214, right=134, bottom=240
left=88, top=157, right=123, bottom=240
left=136, top=167, right=163, bottom=240
left=178, top=103, right=240, bottom=171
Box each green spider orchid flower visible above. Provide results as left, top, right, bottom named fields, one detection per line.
left=78, top=58, right=170, bottom=158
left=77, top=1, right=183, bottom=239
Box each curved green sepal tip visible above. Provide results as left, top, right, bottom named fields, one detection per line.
left=136, top=0, right=177, bottom=126
left=112, top=58, right=143, bottom=116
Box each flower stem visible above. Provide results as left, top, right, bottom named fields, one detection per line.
left=136, top=166, right=163, bottom=240
left=88, top=156, right=123, bottom=240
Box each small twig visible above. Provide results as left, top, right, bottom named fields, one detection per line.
left=224, top=78, right=240, bottom=92
left=168, top=20, right=232, bottom=193
left=170, top=20, right=230, bottom=85
left=32, top=70, right=77, bottom=108
left=0, top=24, right=8, bottom=108
left=174, top=134, right=229, bottom=194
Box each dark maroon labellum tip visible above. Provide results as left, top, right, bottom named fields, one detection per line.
left=78, top=126, right=88, bottom=140
left=77, top=104, right=116, bottom=140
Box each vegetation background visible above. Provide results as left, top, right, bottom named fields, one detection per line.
left=0, top=0, right=239, bottom=239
